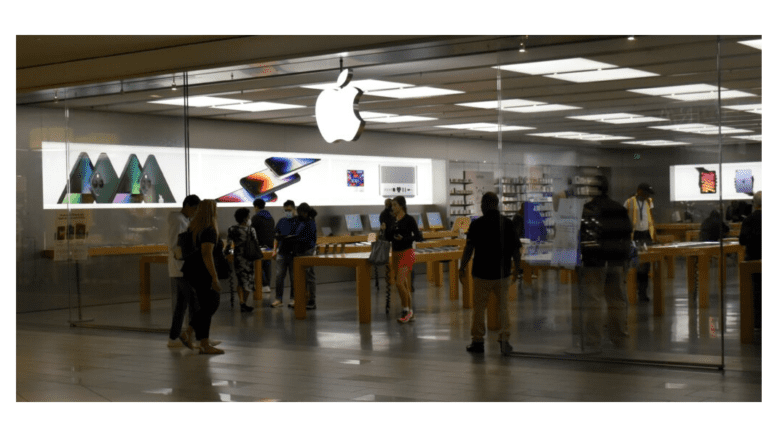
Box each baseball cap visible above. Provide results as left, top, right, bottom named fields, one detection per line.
left=637, top=182, right=654, bottom=194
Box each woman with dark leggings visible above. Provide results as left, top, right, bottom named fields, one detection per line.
left=181, top=199, right=224, bottom=354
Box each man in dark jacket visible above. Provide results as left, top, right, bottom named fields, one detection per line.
left=460, top=192, right=522, bottom=356
left=739, top=191, right=761, bottom=329
left=578, top=176, right=632, bottom=351
left=699, top=209, right=729, bottom=242
left=251, top=198, right=276, bottom=293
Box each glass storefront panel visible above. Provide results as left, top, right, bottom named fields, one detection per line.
left=17, top=35, right=760, bottom=369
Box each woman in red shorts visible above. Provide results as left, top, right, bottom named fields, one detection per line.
left=383, top=196, right=421, bottom=323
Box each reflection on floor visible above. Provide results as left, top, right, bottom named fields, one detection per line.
left=17, top=259, right=761, bottom=402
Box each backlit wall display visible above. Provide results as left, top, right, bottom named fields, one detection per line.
left=669, top=162, right=761, bottom=202
left=41, top=142, right=434, bottom=209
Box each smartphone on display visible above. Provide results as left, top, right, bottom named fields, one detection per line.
left=58, top=152, right=95, bottom=204
left=89, top=153, right=120, bottom=203
left=113, top=154, right=144, bottom=203
left=216, top=189, right=278, bottom=203
left=735, top=169, right=754, bottom=194
left=240, top=169, right=301, bottom=197
left=696, top=167, right=717, bottom=194
left=140, top=155, right=176, bottom=203
left=265, top=157, right=320, bottom=177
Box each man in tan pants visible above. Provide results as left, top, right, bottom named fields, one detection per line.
left=459, top=192, right=522, bottom=355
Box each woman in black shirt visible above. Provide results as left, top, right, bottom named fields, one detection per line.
left=382, top=196, right=421, bottom=323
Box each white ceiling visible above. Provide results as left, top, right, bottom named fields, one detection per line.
left=16, top=35, right=761, bottom=150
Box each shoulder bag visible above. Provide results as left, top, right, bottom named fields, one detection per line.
left=368, top=239, right=391, bottom=265
left=243, top=227, right=263, bottom=261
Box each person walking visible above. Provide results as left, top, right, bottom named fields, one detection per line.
left=181, top=199, right=224, bottom=354
left=624, top=182, right=656, bottom=302
left=286, top=203, right=319, bottom=309
left=227, top=207, right=258, bottom=313
left=167, top=194, right=200, bottom=347
left=271, top=200, right=298, bottom=308
left=383, top=195, right=422, bottom=323
left=460, top=192, right=521, bottom=355
left=251, top=198, right=275, bottom=294
left=578, top=177, right=632, bottom=351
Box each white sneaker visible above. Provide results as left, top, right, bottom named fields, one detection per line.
left=209, top=340, right=222, bottom=346
left=262, top=286, right=271, bottom=293
left=167, top=339, right=182, bottom=348
left=287, top=299, right=295, bottom=308
left=271, top=300, right=283, bottom=308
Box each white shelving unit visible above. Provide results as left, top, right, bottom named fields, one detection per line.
left=448, top=178, right=474, bottom=217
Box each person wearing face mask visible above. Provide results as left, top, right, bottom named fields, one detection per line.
left=271, top=200, right=298, bottom=308
left=285, top=202, right=319, bottom=309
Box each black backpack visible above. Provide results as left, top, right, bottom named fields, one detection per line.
left=580, top=196, right=632, bottom=262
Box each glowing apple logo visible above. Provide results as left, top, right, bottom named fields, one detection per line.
left=315, top=68, right=366, bottom=143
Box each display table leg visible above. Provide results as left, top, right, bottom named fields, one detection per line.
left=294, top=262, right=307, bottom=320
left=139, top=259, right=151, bottom=312
left=698, top=254, right=710, bottom=308
left=254, top=259, right=262, bottom=302
left=652, top=260, right=664, bottom=316
left=666, top=256, right=675, bottom=279
left=449, top=261, right=459, bottom=301
left=687, top=256, right=697, bottom=304
left=356, top=263, right=371, bottom=324
left=627, top=267, right=637, bottom=305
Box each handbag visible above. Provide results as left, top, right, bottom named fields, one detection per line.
left=214, top=239, right=231, bottom=280
left=368, top=239, right=391, bottom=265
left=243, top=227, right=263, bottom=261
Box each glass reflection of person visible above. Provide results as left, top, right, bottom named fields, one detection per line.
left=624, top=183, right=655, bottom=303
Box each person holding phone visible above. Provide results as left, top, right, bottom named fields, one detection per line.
left=271, top=200, right=299, bottom=308
left=383, top=196, right=421, bottom=323
left=285, top=203, right=319, bottom=310
left=181, top=199, right=224, bottom=354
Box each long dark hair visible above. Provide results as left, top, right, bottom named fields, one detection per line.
left=393, top=195, right=407, bottom=213
left=296, top=202, right=318, bottom=221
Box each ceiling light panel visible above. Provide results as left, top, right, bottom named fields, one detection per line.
left=738, top=39, right=762, bottom=50
left=436, top=123, right=534, bottom=132
left=723, top=104, right=762, bottom=114
left=732, top=135, right=762, bottom=141
left=498, top=58, right=615, bottom=75
left=218, top=102, right=305, bottom=112
left=503, top=104, right=581, bottom=113
left=528, top=131, right=632, bottom=141
left=622, top=140, right=691, bottom=146
left=367, top=115, right=437, bottom=123
left=568, top=113, right=668, bottom=124
left=628, top=84, right=719, bottom=96
left=663, top=90, right=757, bottom=101
left=456, top=98, right=544, bottom=109
left=546, top=68, right=658, bottom=83
left=650, top=123, right=753, bottom=135
left=301, top=79, right=411, bottom=91
left=365, top=86, right=463, bottom=99
left=149, top=96, right=249, bottom=107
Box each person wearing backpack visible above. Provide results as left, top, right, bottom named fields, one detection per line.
left=579, top=176, right=632, bottom=351
left=227, top=208, right=259, bottom=313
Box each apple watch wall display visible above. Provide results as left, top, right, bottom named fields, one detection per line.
left=58, top=152, right=95, bottom=204
left=89, top=153, right=120, bottom=203
left=735, top=169, right=754, bottom=193
left=139, top=155, right=176, bottom=203
left=345, top=214, right=364, bottom=232
left=696, top=167, right=717, bottom=194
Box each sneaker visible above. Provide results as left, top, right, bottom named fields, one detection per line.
left=498, top=340, right=513, bottom=356
left=397, top=310, right=414, bottom=323
left=466, top=341, right=484, bottom=353
left=306, top=302, right=316, bottom=310
left=167, top=339, right=182, bottom=348
left=288, top=299, right=295, bottom=308
left=271, top=300, right=283, bottom=308
left=179, top=332, right=193, bottom=350
left=262, top=286, right=271, bottom=293
left=209, top=340, right=222, bottom=346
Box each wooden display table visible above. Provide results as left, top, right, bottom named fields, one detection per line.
left=42, top=244, right=168, bottom=259
left=292, top=247, right=468, bottom=324
left=139, top=254, right=169, bottom=312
